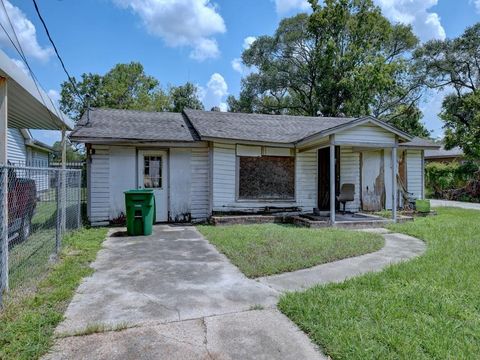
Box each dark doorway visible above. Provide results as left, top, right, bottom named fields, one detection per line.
left=317, top=147, right=340, bottom=211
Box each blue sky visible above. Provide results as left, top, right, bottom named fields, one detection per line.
left=2, top=0, right=479, bottom=145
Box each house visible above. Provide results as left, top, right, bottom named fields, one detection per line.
left=69, top=108, right=439, bottom=226
left=425, top=144, right=465, bottom=163
left=7, top=128, right=52, bottom=167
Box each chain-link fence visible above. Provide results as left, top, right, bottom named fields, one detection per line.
left=0, top=165, right=82, bottom=307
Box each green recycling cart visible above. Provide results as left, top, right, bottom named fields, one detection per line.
left=124, top=189, right=155, bottom=236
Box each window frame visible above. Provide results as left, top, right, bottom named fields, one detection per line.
left=235, top=154, right=296, bottom=202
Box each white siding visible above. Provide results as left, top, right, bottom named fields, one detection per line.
left=7, top=128, right=27, bottom=165
left=339, top=147, right=360, bottom=212
left=109, top=146, right=136, bottom=220
left=335, top=122, right=396, bottom=145
left=295, top=149, right=317, bottom=211
left=31, top=150, right=49, bottom=191
left=406, top=150, right=423, bottom=199
left=212, top=143, right=236, bottom=209
left=169, top=148, right=192, bottom=221
left=89, top=145, right=110, bottom=224
left=191, top=147, right=210, bottom=220
left=211, top=142, right=317, bottom=212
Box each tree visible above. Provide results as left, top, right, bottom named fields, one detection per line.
left=169, top=82, right=204, bottom=112
left=60, top=62, right=183, bottom=121
left=415, top=23, right=480, bottom=158
left=51, top=140, right=85, bottom=162
left=229, top=0, right=429, bottom=136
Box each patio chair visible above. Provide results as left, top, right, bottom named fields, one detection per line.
left=337, top=183, right=355, bottom=214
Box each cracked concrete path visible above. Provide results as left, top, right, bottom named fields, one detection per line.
left=45, top=225, right=325, bottom=360
left=257, top=229, right=426, bottom=292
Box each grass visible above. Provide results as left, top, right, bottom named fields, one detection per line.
left=197, top=224, right=384, bottom=278
left=278, top=208, right=480, bottom=359
left=0, top=227, right=108, bottom=360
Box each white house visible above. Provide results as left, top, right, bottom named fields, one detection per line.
left=70, top=108, right=439, bottom=226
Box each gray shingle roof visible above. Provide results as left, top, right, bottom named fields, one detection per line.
left=400, top=136, right=440, bottom=149
left=184, top=109, right=356, bottom=144
left=70, top=108, right=196, bottom=142
left=425, top=145, right=464, bottom=158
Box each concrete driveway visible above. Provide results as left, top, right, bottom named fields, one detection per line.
left=45, top=225, right=324, bottom=360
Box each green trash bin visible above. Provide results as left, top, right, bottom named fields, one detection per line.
left=124, top=190, right=155, bottom=236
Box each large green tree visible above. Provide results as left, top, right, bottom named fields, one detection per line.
left=415, top=23, right=480, bottom=158
left=60, top=62, right=202, bottom=121
left=229, top=0, right=429, bottom=136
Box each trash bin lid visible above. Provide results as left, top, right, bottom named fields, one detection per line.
left=124, top=189, right=154, bottom=195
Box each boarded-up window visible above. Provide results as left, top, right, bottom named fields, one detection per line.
left=238, top=156, right=295, bottom=200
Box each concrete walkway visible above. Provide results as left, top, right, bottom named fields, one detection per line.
left=258, top=229, right=426, bottom=292
left=45, top=226, right=324, bottom=360
left=430, top=199, right=480, bottom=210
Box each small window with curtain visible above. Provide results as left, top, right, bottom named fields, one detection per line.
left=238, top=155, right=295, bottom=200
left=144, top=156, right=162, bottom=188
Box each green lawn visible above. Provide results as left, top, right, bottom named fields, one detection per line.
left=197, top=224, right=384, bottom=278
left=279, top=208, right=480, bottom=359
left=0, top=227, right=108, bottom=360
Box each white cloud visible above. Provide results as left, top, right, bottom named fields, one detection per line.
left=243, top=36, right=256, bottom=49
left=219, top=102, right=228, bottom=112
left=201, top=72, right=228, bottom=110
left=47, top=89, right=60, bottom=107
left=273, top=0, right=310, bottom=14
left=231, top=58, right=243, bottom=74
left=374, top=0, right=446, bottom=41
left=11, top=58, right=28, bottom=75
left=420, top=88, right=449, bottom=138
left=113, top=0, right=226, bottom=61
left=471, top=0, right=480, bottom=13
left=0, top=0, right=52, bottom=61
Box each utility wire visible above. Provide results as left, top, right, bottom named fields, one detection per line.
left=31, top=0, right=83, bottom=101
left=0, top=0, right=62, bottom=122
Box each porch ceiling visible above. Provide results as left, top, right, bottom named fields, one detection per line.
left=0, top=50, right=73, bottom=130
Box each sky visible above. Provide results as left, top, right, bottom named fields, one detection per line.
left=1, top=0, right=479, bottom=145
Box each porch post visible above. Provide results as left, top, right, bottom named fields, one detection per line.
left=0, top=77, right=8, bottom=296
left=391, top=140, right=398, bottom=223
left=329, top=135, right=335, bottom=224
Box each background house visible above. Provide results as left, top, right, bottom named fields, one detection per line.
left=425, top=144, right=465, bottom=163
left=7, top=128, right=52, bottom=167
left=70, top=108, right=439, bottom=226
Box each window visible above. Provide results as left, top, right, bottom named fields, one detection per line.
left=144, top=156, right=162, bottom=188
left=238, top=156, right=295, bottom=200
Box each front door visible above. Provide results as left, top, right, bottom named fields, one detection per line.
left=361, top=150, right=384, bottom=211
left=317, top=147, right=340, bottom=211
left=138, top=151, right=168, bottom=222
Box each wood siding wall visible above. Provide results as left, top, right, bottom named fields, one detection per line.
left=7, top=128, right=27, bottom=164
left=339, top=147, right=360, bottom=211
left=89, top=145, right=110, bottom=224
left=406, top=150, right=423, bottom=199
left=191, top=147, right=210, bottom=220
left=211, top=142, right=317, bottom=212
left=335, top=123, right=396, bottom=144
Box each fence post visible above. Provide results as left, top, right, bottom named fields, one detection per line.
left=0, top=167, right=8, bottom=305
left=55, top=171, right=61, bottom=255
left=77, top=170, right=81, bottom=229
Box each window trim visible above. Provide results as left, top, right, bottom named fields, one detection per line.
left=235, top=154, right=296, bottom=202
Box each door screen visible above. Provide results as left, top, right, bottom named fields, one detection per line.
left=144, top=156, right=162, bottom=189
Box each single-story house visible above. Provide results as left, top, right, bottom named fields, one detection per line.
left=425, top=144, right=465, bottom=163
left=69, top=108, right=439, bottom=226
left=7, top=128, right=52, bottom=167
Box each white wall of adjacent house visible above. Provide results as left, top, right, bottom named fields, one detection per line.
left=88, top=144, right=210, bottom=225
left=7, top=128, right=27, bottom=165
left=406, top=149, right=424, bottom=200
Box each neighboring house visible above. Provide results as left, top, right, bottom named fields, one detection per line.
left=69, top=108, right=439, bottom=225
left=425, top=144, right=465, bottom=163
left=7, top=128, right=52, bottom=167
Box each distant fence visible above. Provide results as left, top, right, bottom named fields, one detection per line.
left=0, top=165, right=82, bottom=308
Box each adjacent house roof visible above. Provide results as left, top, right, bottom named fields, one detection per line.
left=70, top=108, right=437, bottom=149
left=71, top=108, right=197, bottom=142
left=400, top=136, right=440, bottom=149
left=425, top=144, right=464, bottom=159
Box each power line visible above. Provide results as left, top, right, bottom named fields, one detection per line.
left=0, top=0, right=62, bottom=121
left=31, top=0, right=83, bottom=101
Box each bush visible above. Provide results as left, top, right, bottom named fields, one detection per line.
left=426, top=161, right=480, bottom=200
